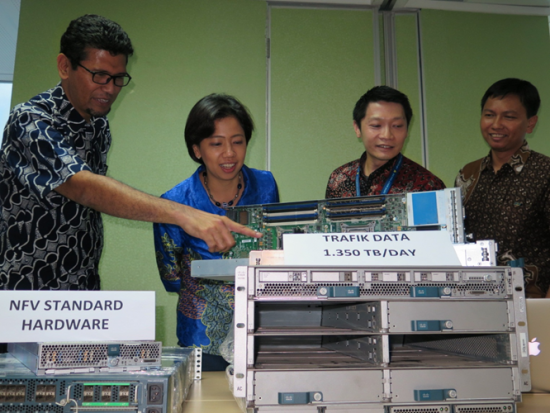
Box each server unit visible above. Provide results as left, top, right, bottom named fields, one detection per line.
left=223, top=188, right=465, bottom=258
left=232, top=265, right=530, bottom=412
left=191, top=188, right=498, bottom=281
left=0, top=347, right=200, bottom=413
left=8, top=341, right=163, bottom=375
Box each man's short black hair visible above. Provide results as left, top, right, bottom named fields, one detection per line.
left=185, top=94, right=255, bottom=165
left=60, top=14, right=134, bottom=69
left=353, top=86, right=413, bottom=129
left=481, top=78, right=540, bottom=118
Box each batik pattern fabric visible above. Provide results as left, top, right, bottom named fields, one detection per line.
left=455, top=141, right=550, bottom=297
left=325, top=152, right=446, bottom=198
left=0, top=83, right=110, bottom=290
left=154, top=165, right=279, bottom=355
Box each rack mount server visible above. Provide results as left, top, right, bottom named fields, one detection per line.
left=0, top=347, right=200, bottom=413
left=232, top=264, right=530, bottom=413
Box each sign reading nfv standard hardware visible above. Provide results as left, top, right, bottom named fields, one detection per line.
left=0, top=291, right=155, bottom=342
left=283, top=231, right=461, bottom=266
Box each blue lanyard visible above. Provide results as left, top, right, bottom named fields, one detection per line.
left=356, top=153, right=404, bottom=197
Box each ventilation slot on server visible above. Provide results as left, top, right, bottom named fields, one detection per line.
left=389, top=407, right=451, bottom=413
left=453, top=405, right=515, bottom=412
left=0, top=407, right=64, bottom=413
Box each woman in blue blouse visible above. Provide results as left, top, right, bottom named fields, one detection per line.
left=153, top=94, right=279, bottom=370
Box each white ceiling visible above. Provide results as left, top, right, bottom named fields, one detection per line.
left=268, top=0, right=550, bottom=14
left=395, top=0, right=550, bottom=14
left=452, top=0, right=550, bottom=5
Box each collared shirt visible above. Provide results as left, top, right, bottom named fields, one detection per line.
left=153, top=165, right=279, bottom=355
left=325, top=152, right=446, bottom=199
left=0, top=83, right=110, bottom=290
left=455, top=141, right=550, bottom=297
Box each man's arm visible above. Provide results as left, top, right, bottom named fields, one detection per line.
left=54, top=170, right=259, bottom=252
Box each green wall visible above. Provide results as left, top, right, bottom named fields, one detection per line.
left=421, top=9, right=550, bottom=185
left=270, top=7, right=374, bottom=202
left=11, top=1, right=550, bottom=345
left=395, top=12, right=423, bottom=165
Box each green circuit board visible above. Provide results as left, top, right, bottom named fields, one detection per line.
left=222, top=188, right=464, bottom=259
left=224, top=194, right=416, bottom=259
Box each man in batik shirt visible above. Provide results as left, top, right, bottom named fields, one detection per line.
left=326, top=86, right=445, bottom=198
left=455, top=78, right=550, bottom=298
left=0, top=14, right=258, bottom=291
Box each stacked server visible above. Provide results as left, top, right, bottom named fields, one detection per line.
left=232, top=264, right=530, bottom=413
left=0, top=347, right=200, bottom=413
left=3, top=319, right=201, bottom=413
left=8, top=341, right=164, bottom=375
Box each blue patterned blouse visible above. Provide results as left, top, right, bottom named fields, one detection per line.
left=153, top=165, right=279, bottom=354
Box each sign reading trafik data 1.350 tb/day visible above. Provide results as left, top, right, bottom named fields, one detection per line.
left=283, top=231, right=461, bottom=266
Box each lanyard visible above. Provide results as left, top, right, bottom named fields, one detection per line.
left=356, top=153, right=404, bottom=197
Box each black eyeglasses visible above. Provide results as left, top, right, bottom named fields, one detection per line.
left=77, top=63, right=132, bottom=87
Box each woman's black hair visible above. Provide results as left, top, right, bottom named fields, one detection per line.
left=185, top=93, right=254, bottom=164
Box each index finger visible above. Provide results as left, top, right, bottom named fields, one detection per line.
left=223, top=218, right=262, bottom=238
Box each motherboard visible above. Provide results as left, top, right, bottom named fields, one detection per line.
left=222, top=188, right=464, bottom=259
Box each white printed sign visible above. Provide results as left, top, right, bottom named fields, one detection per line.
left=283, top=231, right=461, bottom=266
left=0, top=291, right=155, bottom=343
